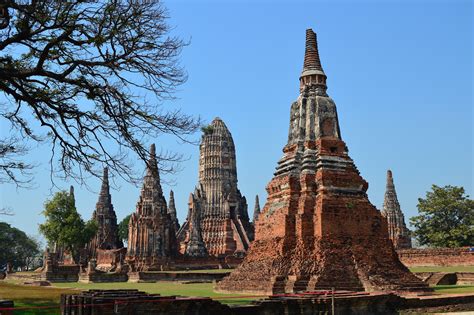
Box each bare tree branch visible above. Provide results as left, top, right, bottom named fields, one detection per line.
left=0, top=0, right=201, bottom=185
left=0, top=206, right=14, bottom=216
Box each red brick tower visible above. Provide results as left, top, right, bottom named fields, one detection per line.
left=216, top=29, right=427, bottom=294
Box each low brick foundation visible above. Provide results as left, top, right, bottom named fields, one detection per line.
left=58, top=290, right=474, bottom=315
left=60, top=290, right=229, bottom=315
left=42, top=265, right=80, bottom=283
left=127, top=271, right=229, bottom=283
left=79, top=272, right=128, bottom=283
left=398, top=248, right=474, bottom=267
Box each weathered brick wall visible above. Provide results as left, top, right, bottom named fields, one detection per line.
left=96, top=248, right=127, bottom=270
left=398, top=248, right=474, bottom=267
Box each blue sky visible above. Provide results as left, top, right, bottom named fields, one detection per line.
left=0, top=0, right=472, bottom=240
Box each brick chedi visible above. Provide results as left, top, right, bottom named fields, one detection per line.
left=217, top=29, right=427, bottom=294
left=177, top=118, right=253, bottom=257
left=87, top=168, right=123, bottom=258
left=381, top=170, right=412, bottom=249
left=126, top=144, right=178, bottom=271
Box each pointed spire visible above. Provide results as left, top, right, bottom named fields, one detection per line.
left=302, top=29, right=324, bottom=75
left=384, top=170, right=398, bottom=205
left=300, top=28, right=327, bottom=93
left=386, top=170, right=394, bottom=189
left=168, top=190, right=180, bottom=231
left=100, top=167, right=110, bottom=197
left=69, top=185, right=75, bottom=206
left=96, top=167, right=112, bottom=213
left=147, top=143, right=158, bottom=175
left=253, top=195, right=261, bottom=223
left=140, top=143, right=163, bottom=200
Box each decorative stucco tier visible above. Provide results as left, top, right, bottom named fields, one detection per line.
left=177, top=118, right=253, bottom=257
left=217, top=29, right=428, bottom=294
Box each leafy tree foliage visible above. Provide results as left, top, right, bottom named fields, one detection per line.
left=39, top=190, right=97, bottom=262
left=0, top=0, right=201, bottom=185
left=118, top=214, right=131, bottom=244
left=0, top=222, right=40, bottom=270
left=411, top=185, right=474, bottom=248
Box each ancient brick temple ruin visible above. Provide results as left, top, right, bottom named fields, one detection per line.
left=382, top=170, right=412, bottom=249
left=177, top=118, right=253, bottom=257
left=87, top=167, right=123, bottom=258
left=217, top=29, right=427, bottom=294
left=126, top=144, right=178, bottom=271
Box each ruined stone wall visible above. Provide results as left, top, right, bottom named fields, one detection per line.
left=398, top=248, right=474, bottom=267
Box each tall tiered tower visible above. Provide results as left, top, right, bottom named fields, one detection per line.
left=382, top=170, right=412, bottom=249
left=88, top=168, right=123, bottom=258
left=126, top=144, right=178, bottom=271
left=177, top=118, right=253, bottom=257
left=217, top=29, right=427, bottom=294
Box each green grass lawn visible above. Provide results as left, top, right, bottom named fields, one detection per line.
left=0, top=281, right=79, bottom=315
left=432, top=285, right=474, bottom=294
left=409, top=266, right=474, bottom=273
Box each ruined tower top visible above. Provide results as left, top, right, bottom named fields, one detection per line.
left=198, top=117, right=235, bottom=184
left=198, top=117, right=239, bottom=213
left=300, top=28, right=327, bottom=93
